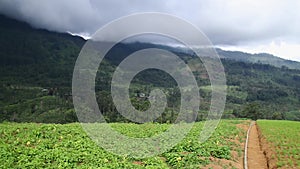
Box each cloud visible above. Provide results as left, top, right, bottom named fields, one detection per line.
left=0, top=0, right=299, bottom=46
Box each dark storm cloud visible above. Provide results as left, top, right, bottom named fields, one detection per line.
left=0, top=0, right=299, bottom=45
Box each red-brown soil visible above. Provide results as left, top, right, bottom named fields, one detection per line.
left=248, top=123, right=268, bottom=169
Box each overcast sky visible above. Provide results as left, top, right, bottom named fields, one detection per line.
left=0, top=0, right=299, bottom=61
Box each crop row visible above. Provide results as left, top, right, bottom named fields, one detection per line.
left=0, top=120, right=247, bottom=168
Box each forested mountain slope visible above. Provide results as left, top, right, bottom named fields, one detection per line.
left=0, top=14, right=299, bottom=123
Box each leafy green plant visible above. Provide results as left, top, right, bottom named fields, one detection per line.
left=257, top=120, right=300, bottom=168
left=0, top=120, right=246, bottom=168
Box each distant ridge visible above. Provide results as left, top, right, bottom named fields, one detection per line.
left=216, top=48, right=300, bottom=70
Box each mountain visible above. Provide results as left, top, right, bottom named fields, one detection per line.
left=216, top=48, right=300, bottom=70
left=132, top=44, right=300, bottom=70
left=0, top=14, right=85, bottom=86
left=0, top=14, right=300, bottom=123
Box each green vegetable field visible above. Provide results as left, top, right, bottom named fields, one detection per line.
left=0, top=120, right=248, bottom=168
left=257, top=120, right=300, bottom=168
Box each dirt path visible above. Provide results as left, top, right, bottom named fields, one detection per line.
left=247, top=122, right=268, bottom=169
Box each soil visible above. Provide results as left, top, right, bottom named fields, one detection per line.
left=247, top=123, right=268, bottom=169
left=203, top=121, right=250, bottom=169
left=173, top=121, right=274, bottom=169
left=257, top=126, right=279, bottom=169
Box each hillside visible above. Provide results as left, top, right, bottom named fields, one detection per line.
left=217, top=48, right=300, bottom=70
left=0, top=14, right=300, bottom=123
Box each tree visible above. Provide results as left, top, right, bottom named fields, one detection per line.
left=242, top=103, right=263, bottom=120
left=272, top=112, right=283, bottom=120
